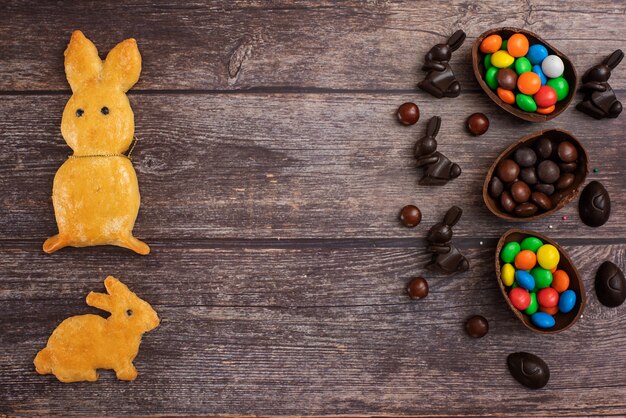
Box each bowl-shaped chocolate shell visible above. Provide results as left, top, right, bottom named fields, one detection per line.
left=472, top=28, right=578, bottom=122
left=483, top=129, right=588, bottom=221
left=496, top=229, right=586, bottom=334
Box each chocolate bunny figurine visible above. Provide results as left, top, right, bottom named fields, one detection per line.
left=414, top=116, right=461, bottom=185
left=418, top=30, right=466, bottom=98
left=576, top=49, right=623, bottom=119
left=425, top=206, right=469, bottom=275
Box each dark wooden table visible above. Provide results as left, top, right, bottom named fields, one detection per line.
left=1, top=1, right=625, bottom=416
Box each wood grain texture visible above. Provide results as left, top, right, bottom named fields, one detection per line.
left=1, top=0, right=626, bottom=416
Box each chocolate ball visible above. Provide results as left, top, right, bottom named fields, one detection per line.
left=407, top=277, right=428, bottom=299
left=465, top=315, right=489, bottom=338
left=500, top=191, right=516, bottom=213
left=513, top=146, right=537, bottom=167
left=557, top=141, right=578, bottom=163
left=467, top=113, right=489, bottom=136
left=531, top=191, right=553, bottom=211
left=399, top=205, right=422, bottom=227
left=397, top=102, right=420, bottom=126
left=534, top=137, right=554, bottom=160
left=520, top=167, right=538, bottom=185
left=496, top=68, right=518, bottom=90
left=496, top=159, right=520, bottom=183
left=510, top=181, right=531, bottom=203
left=514, top=202, right=538, bottom=217
left=537, top=160, right=560, bottom=184
left=488, top=176, right=504, bottom=198
left=534, top=183, right=555, bottom=196
left=555, top=173, right=575, bottom=190
left=559, top=162, right=578, bottom=173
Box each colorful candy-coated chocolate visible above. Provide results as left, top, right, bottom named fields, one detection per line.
left=547, top=76, right=570, bottom=101
left=551, top=270, right=570, bottom=293
left=507, top=33, right=529, bottom=57
left=515, top=56, right=532, bottom=75
left=497, top=88, right=516, bottom=105
left=537, top=287, right=559, bottom=308
left=491, top=50, right=515, bottom=68
left=532, top=65, right=547, bottom=85
left=501, top=39, right=508, bottom=50
left=558, top=289, right=576, bottom=313
left=502, top=263, right=516, bottom=286
left=536, top=105, right=555, bottom=115
left=515, top=250, right=537, bottom=271
left=520, top=237, right=543, bottom=252
left=510, top=287, right=531, bottom=310
left=534, top=86, right=558, bottom=108
left=517, top=72, right=542, bottom=95
left=531, top=312, right=555, bottom=328
left=541, top=55, right=564, bottom=78
left=525, top=292, right=539, bottom=315
left=515, top=270, right=536, bottom=291
left=527, top=44, right=549, bottom=65
left=516, top=94, right=537, bottom=112
left=539, top=305, right=559, bottom=315
left=484, top=53, right=493, bottom=70
left=537, top=244, right=560, bottom=270
left=480, top=34, right=502, bottom=53
left=530, top=267, right=553, bottom=289
left=501, top=242, right=521, bottom=263
left=485, top=66, right=499, bottom=90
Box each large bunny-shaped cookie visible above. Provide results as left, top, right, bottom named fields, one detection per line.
left=43, top=31, right=149, bottom=255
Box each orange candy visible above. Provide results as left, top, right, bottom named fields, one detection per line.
left=536, top=105, right=556, bottom=115
left=497, top=87, right=516, bottom=104
left=480, top=34, right=502, bottom=54
left=540, top=305, right=559, bottom=315
left=550, top=266, right=557, bottom=273
left=514, top=250, right=537, bottom=271
left=507, top=33, right=530, bottom=57
left=517, top=72, right=541, bottom=95
left=551, top=270, right=570, bottom=293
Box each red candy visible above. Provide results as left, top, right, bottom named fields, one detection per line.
left=509, top=287, right=531, bottom=310
left=537, top=287, right=559, bottom=308
left=534, top=86, right=558, bottom=108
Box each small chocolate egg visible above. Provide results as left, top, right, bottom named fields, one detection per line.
left=595, top=261, right=626, bottom=307
left=507, top=352, right=550, bottom=389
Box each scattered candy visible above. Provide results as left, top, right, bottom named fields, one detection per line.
left=399, top=205, right=422, bottom=227
left=465, top=315, right=489, bottom=338
left=466, top=113, right=490, bottom=135
left=407, top=277, right=429, bottom=300
left=593, top=168, right=599, bottom=173
left=396, top=102, right=420, bottom=125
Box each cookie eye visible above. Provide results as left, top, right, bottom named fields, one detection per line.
left=126, top=309, right=133, bottom=317
left=101, top=106, right=109, bottom=115
left=75, top=108, right=84, bottom=117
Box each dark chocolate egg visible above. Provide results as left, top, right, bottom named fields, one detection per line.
left=579, top=181, right=611, bottom=227
left=507, top=352, right=550, bottom=389
left=595, top=261, right=626, bottom=307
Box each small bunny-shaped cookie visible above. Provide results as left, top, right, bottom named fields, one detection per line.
left=414, top=116, right=462, bottom=185
left=34, top=276, right=159, bottom=382
left=576, top=49, right=623, bottom=119
left=426, top=206, right=469, bottom=275
left=43, top=31, right=149, bottom=255
left=418, top=30, right=466, bottom=98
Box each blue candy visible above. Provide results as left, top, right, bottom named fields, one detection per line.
left=558, top=289, right=577, bottom=313
left=527, top=44, right=549, bottom=65
left=532, top=65, right=547, bottom=85
left=531, top=312, right=555, bottom=329
left=515, top=270, right=535, bottom=291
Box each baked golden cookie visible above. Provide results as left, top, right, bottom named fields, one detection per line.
left=34, top=276, right=159, bottom=382
left=43, top=30, right=149, bottom=255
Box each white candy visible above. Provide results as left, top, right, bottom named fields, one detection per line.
left=541, top=55, right=564, bottom=78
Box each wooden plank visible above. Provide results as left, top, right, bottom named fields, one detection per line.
left=1, top=244, right=625, bottom=416
left=1, top=0, right=625, bottom=91
left=1, top=93, right=624, bottom=242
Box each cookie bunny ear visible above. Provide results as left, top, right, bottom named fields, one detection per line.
left=102, top=38, right=141, bottom=92
left=86, top=292, right=112, bottom=313
left=64, top=30, right=103, bottom=92
left=426, top=116, right=441, bottom=138
left=604, top=49, right=624, bottom=70
left=103, top=276, right=131, bottom=296
left=443, top=206, right=463, bottom=227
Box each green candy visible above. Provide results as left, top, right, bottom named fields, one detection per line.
left=501, top=242, right=521, bottom=263
left=484, top=53, right=493, bottom=70
left=501, top=39, right=508, bottom=51
left=525, top=292, right=539, bottom=315
left=511, top=282, right=519, bottom=289
left=531, top=267, right=553, bottom=289
left=547, top=76, right=570, bottom=101
left=515, top=57, right=532, bottom=75
left=516, top=93, right=537, bottom=112
left=521, top=236, right=543, bottom=253
left=485, top=66, right=499, bottom=90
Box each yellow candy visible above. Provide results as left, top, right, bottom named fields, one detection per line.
left=501, top=263, right=515, bottom=286
left=537, top=244, right=560, bottom=270
left=491, top=50, right=515, bottom=68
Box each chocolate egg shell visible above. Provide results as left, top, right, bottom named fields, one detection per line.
left=496, top=229, right=586, bottom=334
left=472, top=28, right=578, bottom=122
left=595, top=261, right=625, bottom=307
left=579, top=181, right=611, bottom=227
left=483, top=129, right=588, bottom=221
left=507, top=352, right=550, bottom=389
